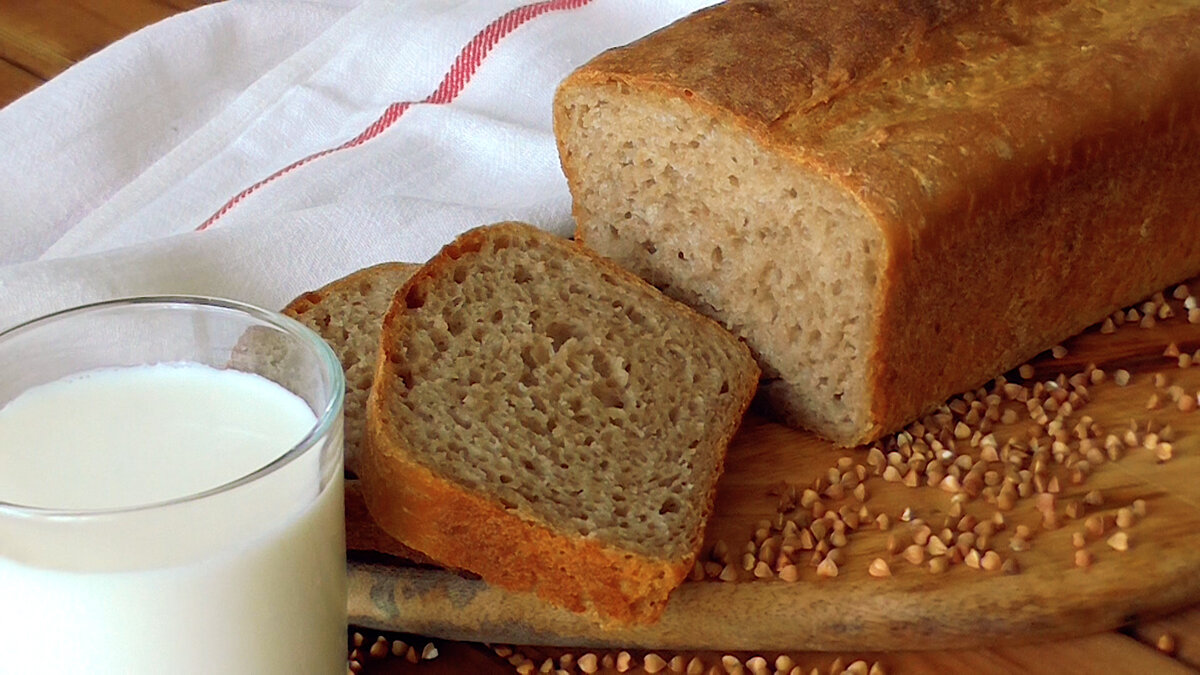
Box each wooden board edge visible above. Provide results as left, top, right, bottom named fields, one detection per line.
left=347, top=558, right=1200, bottom=652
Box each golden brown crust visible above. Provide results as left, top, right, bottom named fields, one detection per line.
left=556, top=0, right=1200, bottom=444
left=363, top=222, right=758, bottom=624
left=343, top=479, right=437, bottom=565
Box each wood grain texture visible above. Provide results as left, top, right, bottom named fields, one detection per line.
left=0, top=58, right=42, bottom=106
left=348, top=276, right=1200, bottom=651
left=0, top=0, right=206, bottom=82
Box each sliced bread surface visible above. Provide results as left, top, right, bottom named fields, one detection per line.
left=362, top=222, right=759, bottom=624
left=283, top=262, right=418, bottom=477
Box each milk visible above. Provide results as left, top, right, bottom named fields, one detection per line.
left=0, top=363, right=346, bottom=674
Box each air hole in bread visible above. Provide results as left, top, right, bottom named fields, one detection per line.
left=546, top=321, right=583, bottom=351
left=404, top=286, right=425, bottom=309
left=592, top=383, right=624, bottom=409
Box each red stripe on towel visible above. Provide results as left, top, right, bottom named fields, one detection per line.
left=197, top=0, right=593, bottom=231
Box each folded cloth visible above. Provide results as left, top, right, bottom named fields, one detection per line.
left=0, top=0, right=715, bottom=331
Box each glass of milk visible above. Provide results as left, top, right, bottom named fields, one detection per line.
left=0, top=297, right=347, bottom=675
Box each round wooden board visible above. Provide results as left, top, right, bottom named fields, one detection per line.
left=346, top=280, right=1200, bottom=651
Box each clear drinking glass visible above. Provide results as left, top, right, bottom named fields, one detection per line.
left=0, top=297, right=346, bottom=674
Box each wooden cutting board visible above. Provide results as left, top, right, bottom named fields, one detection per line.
left=344, top=278, right=1200, bottom=652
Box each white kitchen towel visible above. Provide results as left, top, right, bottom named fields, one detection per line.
left=0, top=0, right=716, bottom=331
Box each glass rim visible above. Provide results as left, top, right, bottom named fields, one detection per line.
left=0, top=295, right=345, bottom=520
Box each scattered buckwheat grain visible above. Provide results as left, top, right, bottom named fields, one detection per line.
left=817, top=556, right=839, bottom=578
left=643, top=653, right=667, bottom=674
left=846, top=661, right=870, bottom=675
left=1157, top=633, right=1177, bottom=656
left=869, top=558, right=892, bottom=578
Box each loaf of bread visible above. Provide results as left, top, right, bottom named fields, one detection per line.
left=362, top=222, right=758, bottom=624
left=554, top=0, right=1200, bottom=445
left=283, top=262, right=418, bottom=476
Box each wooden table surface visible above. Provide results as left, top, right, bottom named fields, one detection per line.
left=3, top=2, right=1198, bottom=673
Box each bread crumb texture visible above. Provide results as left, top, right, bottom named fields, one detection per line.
left=560, top=88, right=879, bottom=443
left=377, top=224, right=756, bottom=561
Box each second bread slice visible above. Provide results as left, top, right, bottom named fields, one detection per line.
left=283, top=261, right=418, bottom=477
left=363, top=222, right=759, bottom=624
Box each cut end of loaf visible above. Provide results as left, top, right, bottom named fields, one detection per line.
left=556, top=83, right=884, bottom=444
left=369, top=223, right=758, bottom=577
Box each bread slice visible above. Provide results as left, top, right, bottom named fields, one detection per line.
left=283, top=262, right=418, bottom=477
left=362, top=222, right=759, bottom=624
left=554, top=0, right=1200, bottom=445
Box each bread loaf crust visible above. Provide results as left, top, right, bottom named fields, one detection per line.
left=556, top=0, right=1200, bottom=443
left=363, top=223, right=758, bottom=624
